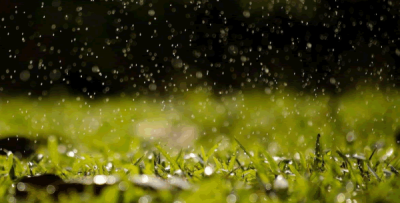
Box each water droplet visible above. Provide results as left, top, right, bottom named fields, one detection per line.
left=196, top=71, right=203, bottom=79
left=46, top=185, right=56, bottom=194
left=273, top=175, right=288, bottom=190
left=330, top=77, right=336, bottom=85
left=171, top=58, right=183, bottom=69
left=204, top=166, right=213, bottom=176
left=92, top=66, right=100, bottom=73
left=396, top=49, right=400, bottom=56
left=228, top=45, right=238, bottom=55
left=240, top=56, right=247, bottom=62
left=226, top=194, right=237, bottom=203
left=346, top=131, right=356, bottom=142
left=49, top=69, right=61, bottom=81
left=17, top=182, right=26, bottom=191
left=148, top=10, right=155, bottom=16
left=20, top=70, right=30, bottom=81
left=149, top=83, right=157, bottom=91
left=93, top=175, right=107, bottom=185
left=243, top=10, right=251, bottom=18
left=66, top=151, right=75, bottom=157
left=336, top=193, right=345, bottom=203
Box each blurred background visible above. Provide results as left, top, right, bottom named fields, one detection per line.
left=0, top=0, right=399, bottom=154
left=1, top=0, right=399, bottom=97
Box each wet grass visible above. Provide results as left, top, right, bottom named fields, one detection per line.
left=0, top=87, right=400, bottom=202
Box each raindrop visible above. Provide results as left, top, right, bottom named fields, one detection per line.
left=204, top=166, right=213, bottom=176
left=149, top=83, right=157, bottom=91
left=345, top=181, right=354, bottom=192
left=92, top=66, right=100, bottom=73
left=336, top=193, right=345, bottom=203
left=105, top=162, right=113, bottom=171
left=243, top=10, right=251, bottom=18
left=66, top=151, right=75, bottom=157
left=228, top=45, right=238, bottom=55
left=265, top=87, right=272, bottom=95
left=240, top=56, right=247, bottom=63
left=396, top=49, right=400, bottom=56
left=196, top=71, right=203, bottom=79
left=171, top=58, right=183, bottom=69
left=93, top=175, right=107, bottom=185
left=330, top=77, right=336, bottom=85
left=49, top=69, right=61, bottom=81
left=17, top=183, right=26, bottom=191
left=226, top=194, right=237, bottom=203
left=20, top=70, right=30, bottom=82
left=249, top=193, right=258, bottom=202
left=46, top=185, right=56, bottom=194
left=51, top=0, right=61, bottom=7
left=346, top=131, right=356, bottom=143
left=273, top=175, right=288, bottom=190
left=148, top=10, right=155, bottom=16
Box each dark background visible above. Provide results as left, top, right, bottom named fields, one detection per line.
left=1, top=0, right=399, bottom=98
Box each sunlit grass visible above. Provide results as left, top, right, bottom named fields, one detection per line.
left=0, top=86, right=399, bottom=202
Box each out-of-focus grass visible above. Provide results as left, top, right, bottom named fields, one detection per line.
left=0, top=86, right=399, bottom=202
left=0, top=86, right=398, bottom=153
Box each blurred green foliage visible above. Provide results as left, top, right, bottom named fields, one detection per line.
left=0, top=86, right=400, bottom=202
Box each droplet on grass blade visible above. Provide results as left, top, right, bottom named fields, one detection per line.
left=94, top=175, right=107, bottom=185
left=351, top=154, right=366, bottom=160
left=273, top=175, right=288, bottom=190
left=204, top=166, right=213, bottom=176
left=383, top=170, right=392, bottom=179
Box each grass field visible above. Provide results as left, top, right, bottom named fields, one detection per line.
left=1, top=86, right=400, bottom=202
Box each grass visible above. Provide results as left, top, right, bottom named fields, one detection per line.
left=0, top=86, right=400, bottom=202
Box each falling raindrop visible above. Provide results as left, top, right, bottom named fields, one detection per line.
left=243, top=10, right=251, bottom=18
left=148, top=10, right=156, bottom=16
left=228, top=45, right=239, bottom=55
left=196, top=71, right=203, bottom=79
left=149, top=83, right=157, bottom=91
left=92, top=66, right=100, bottom=73
left=171, top=58, right=183, bottom=69
left=19, top=70, right=30, bottom=82
left=49, top=69, right=61, bottom=81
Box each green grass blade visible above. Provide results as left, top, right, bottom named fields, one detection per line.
left=206, top=141, right=221, bottom=164
left=133, top=154, right=144, bottom=166
left=314, top=134, right=322, bottom=169
left=263, top=151, right=280, bottom=174
left=369, top=147, right=377, bottom=161
left=213, top=157, right=222, bottom=170
left=234, top=137, right=252, bottom=158
left=289, top=164, right=301, bottom=177
left=48, top=136, right=60, bottom=167
left=228, top=152, right=237, bottom=172
left=367, top=162, right=381, bottom=182
left=7, top=153, right=16, bottom=181
left=200, top=146, right=207, bottom=164
left=156, top=144, right=181, bottom=172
